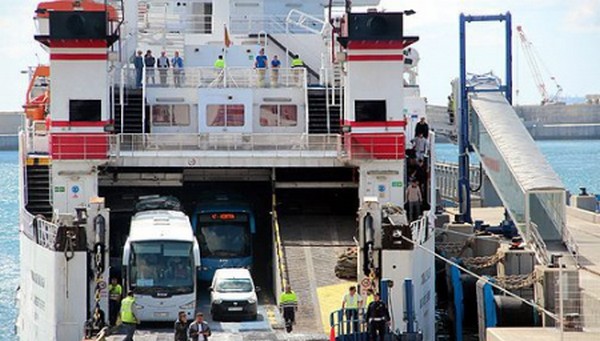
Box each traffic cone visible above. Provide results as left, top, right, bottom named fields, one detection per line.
left=329, top=326, right=336, bottom=341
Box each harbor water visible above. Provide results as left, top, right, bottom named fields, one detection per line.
left=1, top=140, right=599, bottom=339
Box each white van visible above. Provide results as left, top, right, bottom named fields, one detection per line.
left=209, top=268, right=258, bottom=321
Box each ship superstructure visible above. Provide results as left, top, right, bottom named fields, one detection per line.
left=17, top=1, right=436, bottom=340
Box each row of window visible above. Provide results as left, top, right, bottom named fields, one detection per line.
left=151, top=104, right=298, bottom=127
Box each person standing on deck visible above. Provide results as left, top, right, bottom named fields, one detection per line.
left=270, top=55, right=281, bottom=87
left=366, top=293, right=390, bottom=341
left=171, top=51, right=184, bottom=87
left=144, top=50, right=156, bottom=85
left=133, top=50, right=144, bottom=88
left=255, top=48, right=268, bottom=87
left=108, top=277, right=122, bottom=326
left=157, top=51, right=170, bottom=85
left=342, top=286, right=363, bottom=333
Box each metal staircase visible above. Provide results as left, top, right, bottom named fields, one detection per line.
left=25, top=163, right=52, bottom=219
left=308, top=88, right=342, bottom=134
left=114, top=88, right=147, bottom=134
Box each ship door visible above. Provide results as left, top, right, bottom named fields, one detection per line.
left=199, top=89, right=253, bottom=133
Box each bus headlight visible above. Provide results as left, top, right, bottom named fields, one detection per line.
left=247, top=298, right=256, bottom=304
left=179, top=301, right=195, bottom=310
left=212, top=299, right=223, bottom=305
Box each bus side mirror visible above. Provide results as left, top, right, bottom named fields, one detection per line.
left=255, top=286, right=261, bottom=293
left=208, top=286, right=213, bottom=292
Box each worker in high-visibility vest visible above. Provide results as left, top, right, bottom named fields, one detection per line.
left=291, top=54, right=305, bottom=86
left=213, top=55, right=225, bottom=85
left=279, top=285, right=298, bottom=332
left=120, top=291, right=139, bottom=341
left=108, top=277, right=123, bottom=326
left=364, top=288, right=374, bottom=309
left=341, top=285, right=363, bottom=334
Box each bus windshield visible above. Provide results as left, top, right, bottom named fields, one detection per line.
left=197, top=213, right=251, bottom=258
left=129, top=241, right=194, bottom=295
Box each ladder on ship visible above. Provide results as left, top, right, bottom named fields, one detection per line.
left=308, top=88, right=342, bottom=134
left=113, top=88, right=148, bottom=134
left=25, top=158, right=52, bottom=219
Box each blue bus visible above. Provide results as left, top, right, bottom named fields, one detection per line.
left=191, top=197, right=256, bottom=282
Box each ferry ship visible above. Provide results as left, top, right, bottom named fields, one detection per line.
left=17, top=0, right=438, bottom=340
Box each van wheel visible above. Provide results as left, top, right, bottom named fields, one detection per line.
left=250, top=314, right=257, bottom=321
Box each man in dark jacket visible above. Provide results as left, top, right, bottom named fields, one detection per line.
left=366, top=293, right=390, bottom=341
left=414, top=117, right=429, bottom=139
left=174, top=311, right=189, bottom=341
left=188, top=312, right=211, bottom=341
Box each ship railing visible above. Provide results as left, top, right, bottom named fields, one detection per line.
left=230, top=14, right=319, bottom=35
left=138, top=6, right=214, bottom=35
left=341, top=134, right=408, bottom=160
left=110, top=133, right=340, bottom=157
left=434, top=162, right=482, bottom=203
left=528, top=222, right=550, bottom=265
left=21, top=208, right=59, bottom=251
left=140, top=67, right=306, bottom=89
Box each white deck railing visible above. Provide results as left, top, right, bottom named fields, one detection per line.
left=110, top=133, right=340, bottom=157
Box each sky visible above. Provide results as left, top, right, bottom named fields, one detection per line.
left=0, top=0, right=599, bottom=111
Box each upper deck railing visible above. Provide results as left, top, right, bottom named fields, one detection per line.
left=116, top=66, right=306, bottom=89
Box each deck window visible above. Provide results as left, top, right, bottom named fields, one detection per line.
left=206, top=104, right=245, bottom=127
left=152, top=105, right=190, bottom=126
left=260, top=104, right=298, bottom=127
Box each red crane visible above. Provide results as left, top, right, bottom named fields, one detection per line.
left=516, top=25, right=563, bottom=105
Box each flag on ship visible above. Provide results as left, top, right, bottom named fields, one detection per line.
left=224, top=24, right=232, bottom=47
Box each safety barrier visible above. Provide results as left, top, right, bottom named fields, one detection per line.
left=330, top=308, right=389, bottom=341
left=21, top=208, right=59, bottom=251
left=110, top=133, right=340, bottom=157
left=272, top=205, right=289, bottom=301
left=435, top=162, right=482, bottom=203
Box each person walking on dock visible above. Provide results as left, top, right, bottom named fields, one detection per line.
left=279, top=285, right=298, bottom=332
left=366, top=293, right=390, bottom=341
left=188, top=312, right=211, bottom=341
left=108, top=277, right=122, bottom=326
left=174, top=311, right=189, bottom=341
left=119, top=291, right=139, bottom=341
left=342, top=286, right=363, bottom=334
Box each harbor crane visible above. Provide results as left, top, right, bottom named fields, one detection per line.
left=516, top=25, right=563, bottom=105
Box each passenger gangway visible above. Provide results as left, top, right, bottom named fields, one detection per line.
left=457, top=14, right=576, bottom=266
left=465, top=86, right=575, bottom=265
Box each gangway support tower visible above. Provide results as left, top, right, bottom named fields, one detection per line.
left=458, top=12, right=513, bottom=223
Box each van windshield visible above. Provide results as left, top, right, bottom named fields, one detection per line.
left=215, top=278, right=253, bottom=293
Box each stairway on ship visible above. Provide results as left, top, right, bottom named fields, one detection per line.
left=25, top=162, right=52, bottom=219
left=308, top=88, right=342, bottom=134
left=113, top=88, right=148, bottom=134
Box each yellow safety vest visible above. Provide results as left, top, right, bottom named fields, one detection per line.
left=214, top=59, right=225, bottom=69
left=109, top=284, right=122, bottom=301
left=291, top=58, right=304, bottom=68
left=120, top=296, right=136, bottom=324
left=365, top=294, right=374, bottom=308
left=343, top=293, right=361, bottom=309
left=280, top=291, right=298, bottom=307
